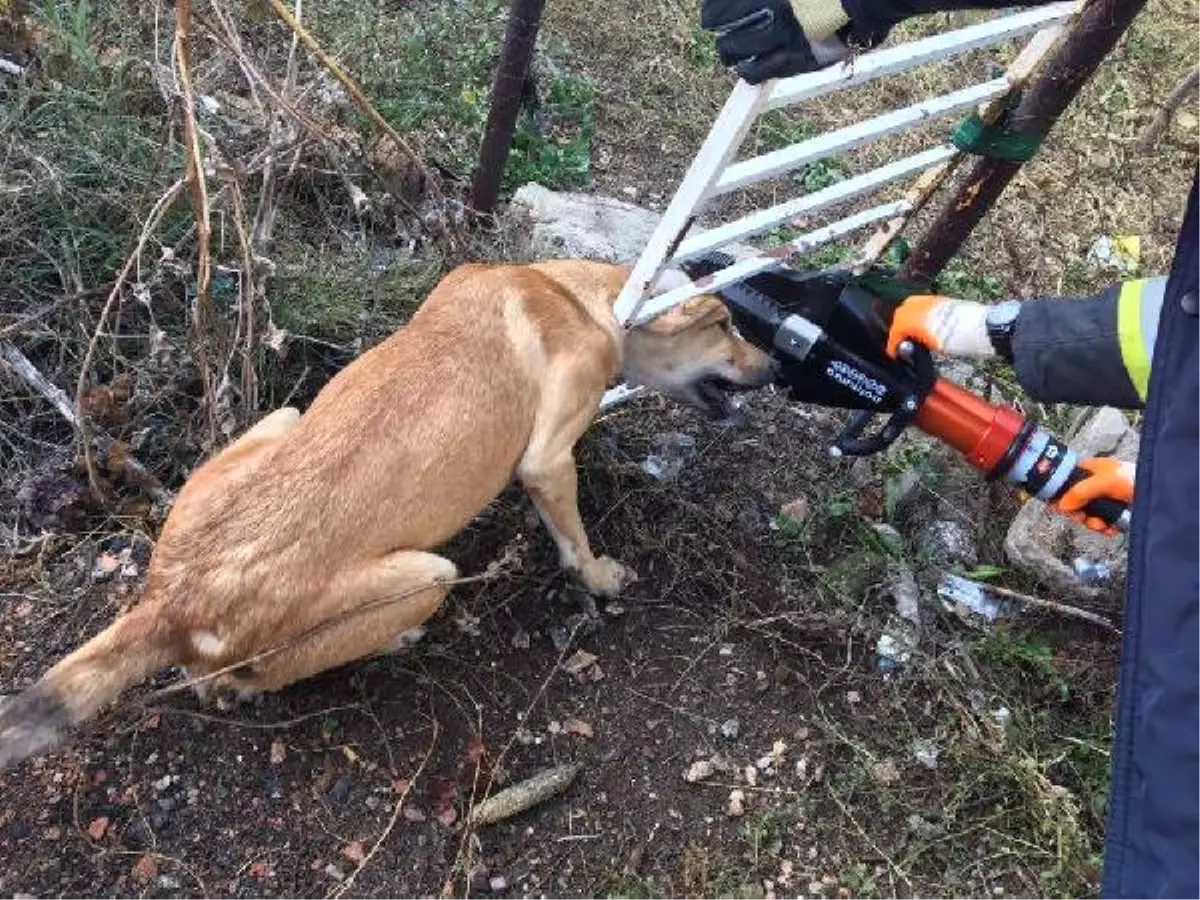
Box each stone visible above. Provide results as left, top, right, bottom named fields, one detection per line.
left=779, top=497, right=810, bottom=525
left=511, top=183, right=754, bottom=264
left=1004, top=407, right=1138, bottom=599
left=726, top=789, right=746, bottom=817
left=919, top=518, right=978, bottom=568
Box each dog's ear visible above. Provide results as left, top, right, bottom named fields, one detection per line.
left=643, top=295, right=729, bottom=335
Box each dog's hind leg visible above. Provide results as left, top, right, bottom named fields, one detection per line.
left=227, top=550, right=458, bottom=693
left=518, top=372, right=636, bottom=597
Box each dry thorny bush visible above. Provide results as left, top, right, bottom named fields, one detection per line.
left=1, top=0, right=474, bottom=538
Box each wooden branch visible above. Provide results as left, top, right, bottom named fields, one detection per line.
left=976, top=580, right=1119, bottom=633
left=1137, top=65, right=1199, bottom=152
left=173, top=0, right=218, bottom=445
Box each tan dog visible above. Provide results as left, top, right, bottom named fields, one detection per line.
left=0, top=260, right=773, bottom=768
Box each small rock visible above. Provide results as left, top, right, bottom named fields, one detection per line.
left=249, top=861, right=271, bottom=879
left=755, top=670, right=770, bottom=693
left=992, top=706, right=1012, bottom=730
left=153, top=774, right=174, bottom=792
left=92, top=553, right=120, bottom=580
left=684, top=759, right=715, bottom=783
left=604, top=603, right=626, bottom=617
left=562, top=717, right=594, bottom=739
left=87, top=816, right=110, bottom=840
left=269, top=741, right=286, bottom=765
left=324, top=863, right=346, bottom=882
left=912, top=738, right=940, bottom=770
left=920, top=518, right=978, bottom=568
left=744, top=764, right=758, bottom=787
left=793, top=726, right=810, bottom=741
left=510, top=626, right=531, bottom=650
left=328, top=777, right=354, bottom=804
left=157, top=875, right=182, bottom=890
left=726, top=789, right=746, bottom=817
left=870, top=759, right=901, bottom=785
left=562, top=649, right=598, bottom=677
left=548, top=625, right=570, bottom=652
left=131, top=855, right=158, bottom=885
left=779, top=497, right=810, bottom=525
left=489, top=875, right=508, bottom=892
left=720, top=718, right=740, bottom=741
left=402, top=805, right=427, bottom=823
left=845, top=690, right=861, bottom=705
left=341, top=841, right=366, bottom=863
left=437, top=806, right=458, bottom=827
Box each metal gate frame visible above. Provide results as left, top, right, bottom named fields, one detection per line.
left=601, top=1, right=1083, bottom=409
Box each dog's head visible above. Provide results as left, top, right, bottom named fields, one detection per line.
left=623, top=294, right=776, bottom=424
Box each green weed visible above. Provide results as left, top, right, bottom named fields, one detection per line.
left=271, top=245, right=444, bottom=339
left=933, top=259, right=1005, bottom=300
left=315, top=0, right=595, bottom=192
left=975, top=631, right=1072, bottom=702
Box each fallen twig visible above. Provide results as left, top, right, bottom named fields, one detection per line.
left=3, top=339, right=172, bottom=505
left=971, top=579, right=1119, bottom=633
left=73, top=178, right=185, bottom=502
left=469, top=763, right=581, bottom=826
left=1137, top=65, right=1199, bottom=152
left=329, top=715, right=440, bottom=899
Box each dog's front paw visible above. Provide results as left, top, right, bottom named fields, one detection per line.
left=578, top=556, right=637, bottom=597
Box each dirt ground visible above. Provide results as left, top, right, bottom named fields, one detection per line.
left=1, top=386, right=1121, bottom=899
left=0, top=0, right=1193, bottom=896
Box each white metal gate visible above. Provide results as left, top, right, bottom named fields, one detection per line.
left=601, top=1, right=1083, bottom=409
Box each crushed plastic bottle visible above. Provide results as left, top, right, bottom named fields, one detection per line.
left=938, top=572, right=1014, bottom=624
left=1072, top=557, right=1112, bottom=585
left=640, top=432, right=697, bottom=482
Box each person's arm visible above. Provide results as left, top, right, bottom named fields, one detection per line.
left=886, top=278, right=1167, bottom=409
left=886, top=283, right=1158, bottom=534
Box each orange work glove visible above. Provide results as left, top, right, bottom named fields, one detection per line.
left=1053, top=457, right=1136, bottom=536
left=886, top=295, right=994, bottom=359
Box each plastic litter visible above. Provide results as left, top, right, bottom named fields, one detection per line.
left=640, top=432, right=696, bottom=482
left=938, top=572, right=1014, bottom=624
left=1072, top=557, right=1112, bottom=585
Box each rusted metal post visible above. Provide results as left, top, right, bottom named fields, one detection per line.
left=469, top=0, right=546, bottom=213
left=899, top=0, right=1150, bottom=285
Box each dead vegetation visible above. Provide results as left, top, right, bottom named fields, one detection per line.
left=0, top=0, right=1196, bottom=897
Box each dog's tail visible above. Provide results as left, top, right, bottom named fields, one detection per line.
left=0, top=603, right=178, bottom=770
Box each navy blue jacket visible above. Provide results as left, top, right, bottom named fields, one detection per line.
left=1100, top=177, right=1198, bottom=898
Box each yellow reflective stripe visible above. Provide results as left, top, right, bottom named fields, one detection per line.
left=1118, top=280, right=1152, bottom=401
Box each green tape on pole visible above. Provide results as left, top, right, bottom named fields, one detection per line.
left=951, top=112, right=1043, bottom=162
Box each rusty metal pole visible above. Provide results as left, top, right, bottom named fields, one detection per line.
left=899, top=0, right=1150, bottom=285
left=469, top=0, right=546, bottom=213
